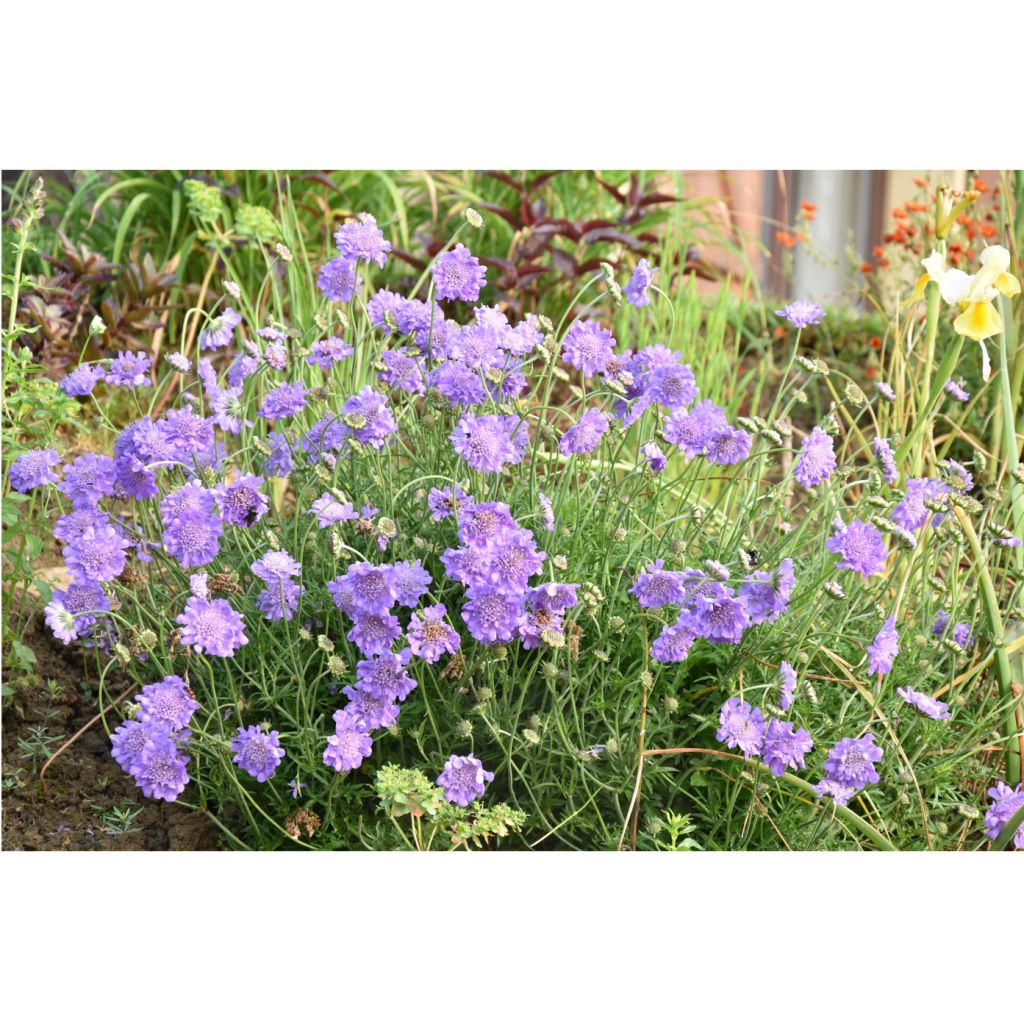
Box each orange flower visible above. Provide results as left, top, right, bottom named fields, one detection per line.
left=912, top=177, right=929, bottom=188
left=866, top=366, right=878, bottom=380
left=860, top=262, right=873, bottom=273
left=878, top=258, right=890, bottom=269
left=905, top=201, right=928, bottom=212
left=973, top=177, right=988, bottom=193
left=868, top=336, right=881, bottom=349
left=776, top=230, right=797, bottom=248
left=892, top=208, right=908, bottom=220
left=980, top=223, right=997, bottom=238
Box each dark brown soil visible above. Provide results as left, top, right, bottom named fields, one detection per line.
left=2, top=616, right=219, bottom=851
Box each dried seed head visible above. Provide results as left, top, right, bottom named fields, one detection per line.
left=553, top=554, right=568, bottom=571
left=608, top=615, right=625, bottom=634
left=522, top=728, right=541, bottom=745
left=465, top=207, right=483, bottom=228
left=327, top=655, right=346, bottom=677
left=662, top=695, right=679, bottom=714
left=823, top=580, right=846, bottom=600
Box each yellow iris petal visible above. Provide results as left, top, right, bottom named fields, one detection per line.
left=910, top=273, right=930, bottom=303
left=995, top=271, right=1021, bottom=298
left=953, top=300, right=1002, bottom=341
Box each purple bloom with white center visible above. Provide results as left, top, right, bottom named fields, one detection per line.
left=128, top=730, right=190, bottom=801
left=44, top=595, right=82, bottom=644
left=341, top=562, right=396, bottom=615
left=647, top=363, right=698, bottom=410
left=323, top=711, right=374, bottom=773
left=820, top=733, right=883, bottom=792
left=876, top=382, right=896, bottom=402
left=826, top=518, right=888, bottom=579
left=650, top=618, right=697, bottom=663
left=308, top=335, right=355, bottom=370
left=761, top=719, right=814, bottom=777
left=309, top=493, right=356, bottom=528
left=163, top=513, right=223, bottom=568
left=433, top=243, right=487, bottom=303
left=58, top=453, right=117, bottom=508
left=368, top=289, right=404, bottom=333
left=738, top=558, right=796, bottom=625
left=390, top=559, right=432, bottom=607
left=794, top=426, right=837, bottom=489
left=690, top=593, right=751, bottom=644
left=775, top=300, right=825, bottom=328
left=64, top=524, right=130, bottom=583
left=252, top=549, right=301, bottom=584
left=106, top=351, right=153, bottom=388
left=892, top=478, right=949, bottom=532
left=562, top=319, right=616, bottom=377
left=177, top=596, right=248, bottom=657
left=9, top=448, right=61, bottom=492
left=716, top=698, right=766, bottom=758
left=231, top=725, right=285, bottom=782
left=437, top=753, right=494, bottom=807
left=778, top=661, right=798, bottom=711
left=427, top=485, right=470, bottom=522
left=897, top=686, right=951, bottom=721
left=462, top=584, right=527, bottom=644
left=348, top=609, right=402, bottom=655
left=318, top=256, right=362, bottom=302
left=161, top=480, right=215, bottom=525
left=61, top=363, right=106, bottom=396
left=262, top=341, right=288, bottom=373
left=44, top=581, right=108, bottom=646
left=641, top=441, right=666, bottom=474
left=663, top=400, right=729, bottom=458
left=625, top=258, right=658, bottom=307
left=630, top=559, right=687, bottom=609
left=199, top=307, right=242, bottom=351
left=341, top=387, right=397, bottom=449
left=138, top=675, right=199, bottom=731
left=944, top=379, right=970, bottom=402
left=407, top=605, right=461, bottom=663
left=704, top=425, right=752, bottom=466
left=559, top=407, right=609, bottom=456
left=215, top=475, right=269, bottom=528
left=984, top=781, right=1024, bottom=848
left=334, top=212, right=391, bottom=268
left=867, top=615, right=899, bottom=675
left=339, top=691, right=399, bottom=732
left=451, top=413, right=529, bottom=474
left=873, top=437, right=899, bottom=485
left=259, top=382, right=308, bottom=420
left=354, top=650, right=416, bottom=702
left=942, top=459, right=973, bottom=493
left=111, top=719, right=166, bottom=773
left=431, top=361, right=486, bottom=406
left=379, top=349, right=425, bottom=395
left=256, top=580, right=302, bottom=622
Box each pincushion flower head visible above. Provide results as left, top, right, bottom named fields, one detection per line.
left=198, top=306, right=242, bottom=350
left=630, top=559, right=687, bottom=608
left=826, top=517, right=888, bottom=579
left=647, top=362, right=698, bottom=410
left=793, top=426, right=836, bottom=489
left=625, top=258, right=658, bottom=307
left=775, top=300, right=825, bottom=328
left=820, top=733, right=883, bottom=792
left=164, top=512, right=223, bottom=568
left=407, top=605, right=461, bottom=663
left=559, top=407, right=609, bottom=456
left=761, top=719, right=814, bottom=777
left=896, top=686, right=951, bottom=721
left=650, top=618, right=697, bottom=663
left=437, top=753, right=494, bottom=807
left=216, top=475, right=269, bottom=527
left=334, top=212, right=391, bottom=268
left=432, top=243, right=486, bottom=302
left=232, top=725, right=286, bottom=782
left=61, top=363, right=106, bottom=397
left=177, top=596, right=248, bottom=657
left=138, top=675, right=200, bottom=731
left=738, top=558, right=795, bottom=625
left=340, top=690, right=399, bottom=732
left=867, top=615, right=899, bottom=676
left=451, top=413, right=529, bottom=474
left=704, top=425, right=752, bottom=466
left=64, top=524, right=130, bottom=583
left=662, top=400, right=728, bottom=459
left=778, top=661, right=798, bottom=711
left=355, top=651, right=416, bottom=703
left=716, top=698, right=766, bottom=759
left=462, top=584, right=527, bottom=644
left=9, top=448, right=61, bottom=491
left=308, top=335, right=355, bottom=370
left=341, top=387, right=397, bottom=449
left=317, top=256, right=362, bottom=302
left=128, top=730, right=190, bottom=802
left=562, top=319, right=616, bottom=377
left=323, top=711, right=373, bottom=772
left=107, top=350, right=153, bottom=387
left=984, top=781, right=1024, bottom=848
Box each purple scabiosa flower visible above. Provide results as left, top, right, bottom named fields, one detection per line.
left=738, top=558, right=796, bottom=625
left=691, top=593, right=751, bottom=644
left=820, top=734, right=883, bottom=792
left=231, top=725, right=285, bottom=782
left=431, top=361, right=486, bottom=406
left=775, top=300, right=825, bottom=328
left=428, top=485, right=470, bottom=522
left=641, top=441, right=666, bottom=474
left=307, top=335, right=355, bottom=370
left=873, top=437, right=899, bottom=485
left=264, top=434, right=294, bottom=478
left=875, top=382, right=896, bottom=402
left=953, top=622, right=974, bottom=650
left=716, top=698, right=766, bottom=758
left=994, top=534, right=1023, bottom=549
left=198, top=307, right=242, bottom=351
left=262, top=341, right=288, bottom=373
left=437, top=753, right=494, bottom=807
left=163, top=513, right=223, bottom=569
left=390, top=559, right=432, bottom=607
left=813, top=777, right=858, bottom=806
left=111, top=719, right=164, bottom=773
left=793, top=426, right=837, bottom=489
left=630, top=559, right=687, bottom=609
left=106, top=351, right=152, bottom=388
left=407, top=605, right=461, bottom=664
left=647, top=363, right=698, bottom=410
left=897, top=686, right=951, bottom=721
left=160, top=480, right=215, bottom=525
left=341, top=387, right=397, bottom=449
left=44, top=581, right=108, bottom=645
left=462, top=584, right=527, bottom=644
left=867, top=615, right=899, bottom=675
left=367, top=289, right=404, bottom=333
left=9, top=448, right=61, bottom=492
left=341, top=562, right=397, bottom=615
left=252, top=549, right=301, bottom=584
left=944, top=378, right=970, bottom=402
left=166, top=352, right=191, bottom=373
left=177, top=596, right=248, bottom=657
left=931, top=610, right=950, bottom=636
left=433, top=243, right=486, bottom=303
left=942, top=458, right=973, bottom=493
left=451, top=413, right=529, bottom=474
left=456, top=501, right=517, bottom=547
left=323, top=711, right=374, bottom=773
left=61, top=363, right=106, bottom=396
left=128, top=730, right=190, bottom=801
left=663, top=400, right=729, bottom=459
left=215, top=475, right=269, bottom=528
left=650, top=617, right=697, bottom=663
left=334, top=212, right=391, bottom=268
left=559, top=407, right=609, bottom=456
left=58, top=453, right=117, bottom=509
left=705, top=425, right=753, bottom=466
left=339, top=691, right=399, bottom=732
left=309, top=493, right=356, bottom=528
left=479, top=529, right=545, bottom=594
left=892, top=478, right=949, bottom=532
left=778, top=661, right=798, bottom=711
left=529, top=582, right=579, bottom=615
left=138, top=675, right=199, bottom=731
left=348, top=609, right=403, bottom=656
left=317, top=256, right=362, bottom=302
left=826, top=518, right=888, bottom=579
left=208, top=385, right=250, bottom=435
left=539, top=492, right=555, bottom=531
left=355, top=650, right=416, bottom=702
left=161, top=408, right=215, bottom=459
left=625, top=258, right=658, bottom=307
left=984, top=781, right=1024, bottom=848
left=259, top=382, right=308, bottom=420
left=52, top=508, right=106, bottom=545
left=761, top=719, right=814, bottom=777
left=379, top=349, right=425, bottom=395
left=256, top=580, right=302, bottom=622
left=226, top=355, right=260, bottom=389
left=44, top=595, right=82, bottom=644
left=64, top=524, right=130, bottom=583
left=562, top=319, right=616, bottom=377
left=190, top=573, right=209, bottom=600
